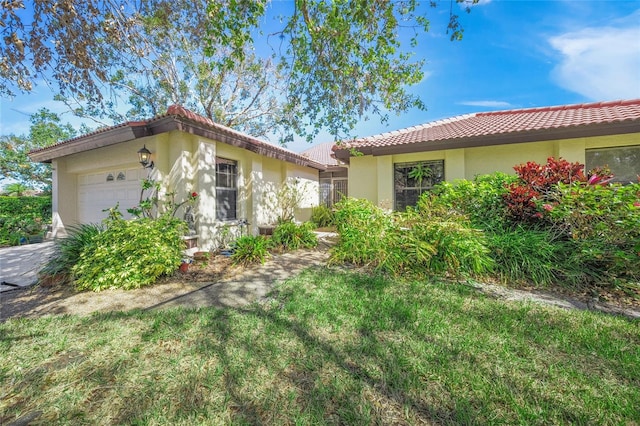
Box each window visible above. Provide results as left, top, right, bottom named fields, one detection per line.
left=394, top=160, right=444, bottom=211
left=215, top=157, right=237, bottom=220
left=319, top=177, right=348, bottom=207
left=320, top=178, right=331, bottom=207
left=585, top=146, right=640, bottom=184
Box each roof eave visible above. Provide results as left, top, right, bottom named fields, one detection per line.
left=334, top=121, right=640, bottom=159
left=28, top=114, right=325, bottom=171
left=28, top=124, right=149, bottom=163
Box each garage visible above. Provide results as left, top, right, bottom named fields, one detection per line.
left=78, top=168, right=146, bottom=223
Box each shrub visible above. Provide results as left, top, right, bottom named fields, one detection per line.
left=0, top=195, right=52, bottom=246
left=400, top=195, right=493, bottom=277
left=486, top=226, right=562, bottom=286
left=332, top=195, right=493, bottom=278
left=40, top=223, right=105, bottom=281
left=270, top=221, right=318, bottom=251
left=504, top=157, right=586, bottom=223
left=331, top=197, right=396, bottom=267
left=311, top=204, right=335, bottom=228
left=72, top=217, right=186, bottom=291
left=543, top=181, right=640, bottom=285
left=231, top=235, right=271, bottom=265
left=432, top=173, right=516, bottom=231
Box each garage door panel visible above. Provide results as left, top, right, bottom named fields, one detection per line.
left=78, top=168, right=143, bottom=223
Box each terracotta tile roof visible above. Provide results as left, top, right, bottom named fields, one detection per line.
left=300, top=142, right=341, bottom=166
left=333, top=99, right=640, bottom=156
left=30, top=105, right=325, bottom=170
left=163, top=105, right=324, bottom=168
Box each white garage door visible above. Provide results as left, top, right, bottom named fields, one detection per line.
left=78, top=168, right=146, bottom=223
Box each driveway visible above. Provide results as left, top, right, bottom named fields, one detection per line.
left=0, top=242, right=56, bottom=292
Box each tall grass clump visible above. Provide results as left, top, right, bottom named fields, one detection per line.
left=487, top=225, right=561, bottom=286
left=40, top=223, right=104, bottom=281
left=270, top=221, right=318, bottom=251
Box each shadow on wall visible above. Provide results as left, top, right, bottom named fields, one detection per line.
left=259, top=178, right=316, bottom=225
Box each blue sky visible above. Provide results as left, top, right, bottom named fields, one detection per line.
left=1, top=0, right=639, bottom=154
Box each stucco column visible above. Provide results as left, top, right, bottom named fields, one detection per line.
left=376, top=156, right=393, bottom=209
left=51, top=158, right=77, bottom=237
left=250, top=158, right=264, bottom=234
left=196, top=140, right=216, bottom=250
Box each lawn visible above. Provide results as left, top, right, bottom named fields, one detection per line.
left=1, top=267, right=638, bottom=425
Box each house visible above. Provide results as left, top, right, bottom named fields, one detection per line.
left=331, top=99, right=640, bottom=210
left=29, top=99, right=640, bottom=248
left=29, top=105, right=325, bottom=250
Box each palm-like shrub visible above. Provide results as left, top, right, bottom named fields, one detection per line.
left=271, top=221, right=318, bottom=251
left=311, top=205, right=335, bottom=228
left=231, top=235, right=271, bottom=265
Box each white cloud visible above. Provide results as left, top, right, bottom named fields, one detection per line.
left=458, top=100, right=513, bottom=108
left=549, top=12, right=640, bottom=100
left=459, top=0, right=492, bottom=9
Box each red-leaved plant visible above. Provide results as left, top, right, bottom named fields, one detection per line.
left=504, top=157, right=586, bottom=222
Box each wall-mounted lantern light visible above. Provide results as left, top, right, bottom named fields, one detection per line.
left=137, top=145, right=154, bottom=169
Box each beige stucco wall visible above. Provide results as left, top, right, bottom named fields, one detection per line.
left=49, top=130, right=320, bottom=249
left=347, top=133, right=639, bottom=207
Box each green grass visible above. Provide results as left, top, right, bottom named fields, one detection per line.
left=1, top=268, right=638, bottom=425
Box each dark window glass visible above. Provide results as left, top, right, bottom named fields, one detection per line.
left=215, top=158, right=237, bottom=220
left=585, top=146, right=640, bottom=184
left=394, top=160, right=444, bottom=211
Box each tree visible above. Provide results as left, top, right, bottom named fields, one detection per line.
left=66, top=0, right=290, bottom=140
left=1, top=0, right=475, bottom=142
left=0, top=109, right=77, bottom=190
left=2, top=182, right=32, bottom=196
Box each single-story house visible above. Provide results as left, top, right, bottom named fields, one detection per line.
left=29, top=105, right=325, bottom=250
left=30, top=99, right=639, bottom=249
left=331, top=99, right=640, bottom=210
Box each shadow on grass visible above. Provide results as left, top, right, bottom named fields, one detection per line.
left=2, top=269, right=638, bottom=425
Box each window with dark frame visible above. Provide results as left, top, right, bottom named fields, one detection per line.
left=394, top=160, right=444, bottom=211
left=585, top=145, right=640, bottom=184
left=215, top=157, right=238, bottom=221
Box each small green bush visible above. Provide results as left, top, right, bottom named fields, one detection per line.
left=271, top=221, right=318, bottom=251
left=400, top=195, right=493, bottom=277
left=331, top=197, right=396, bottom=267
left=311, top=205, right=335, bottom=228
left=432, top=173, right=516, bottom=231
left=40, top=223, right=104, bottom=280
left=72, top=217, right=186, bottom=291
left=231, top=235, right=271, bottom=265
left=332, top=195, right=493, bottom=278
left=544, top=181, right=640, bottom=285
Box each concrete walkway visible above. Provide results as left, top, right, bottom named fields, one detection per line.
left=0, top=248, right=332, bottom=321
left=0, top=242, right=56, bottom=292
